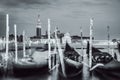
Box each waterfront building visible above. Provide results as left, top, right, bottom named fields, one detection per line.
left=62, top=32, right=72, bottom=44
left=36, top=15, right=42, bottom=39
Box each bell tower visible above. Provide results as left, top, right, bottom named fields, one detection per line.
left=36, top=14, right=42, bottom=38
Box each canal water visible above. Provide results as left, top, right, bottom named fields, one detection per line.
left=0, top=47, right=119, bottom=80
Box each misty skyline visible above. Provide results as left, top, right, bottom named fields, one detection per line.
left=0, top=0, right=120, bottom=40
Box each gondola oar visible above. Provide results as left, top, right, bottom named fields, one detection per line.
left=55, top=28, right=66, bottom=77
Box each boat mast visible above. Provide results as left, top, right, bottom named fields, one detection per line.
left=29, top=40, right=32, bottom=56
left=89, top=18, right=93, bottom=68
left=23, top=30, right=26, bottom=58
left=80, top=27, right=83, bottom=58
left=54, top=27, right=57, bottom=63
left=48, top=19, right=51, bottom=70
left=107, top=26, right=110, bottom=53
left=14, top=24, right=18, bottom=62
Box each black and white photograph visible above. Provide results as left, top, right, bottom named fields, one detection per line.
left=0, top=0, right=120, bottom=80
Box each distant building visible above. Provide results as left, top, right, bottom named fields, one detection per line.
left=71, top=35, right=94, bottom=43
left=17, top=35, right=23, bottom=42
left=31, top=27, right=64, bottom=44
left=0, top=37, right=5, bottom=50
left=51, top=28, right=64, bottom=43
left=36, top=28, right=41, bottom=38
left=36, top=15, right=42, bottom=38
left=9, top=34, right=14, bottom=40
left=30, top=36, right=60, bottom=44
left=62, top=32, right=72, bottom=44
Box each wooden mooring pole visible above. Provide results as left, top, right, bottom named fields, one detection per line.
left=48, top=19, right=52, bottom=70
left=89, top=18, right=93, bottom=68
left=4, top=14, right=9, bottom=69
left=14, top=24, right=18, bottom=63
left=81, top=27, right=90, bottom=80
left=23, top=30, right=26, bottom=58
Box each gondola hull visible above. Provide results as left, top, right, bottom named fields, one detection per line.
left=92, top=60, right=120, bottom=80
left=13, top=59, right=48, bottom=77
left=58, top=42, right=83, bottom=79
left=58, top=58, right=83, bottom=78
left=13, top=50, right=49, bottom=77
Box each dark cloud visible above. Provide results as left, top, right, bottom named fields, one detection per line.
left=0, top=0, right=51, bottom=8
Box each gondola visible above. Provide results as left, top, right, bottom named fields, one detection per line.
left=93, top=59, right=120, bottom=80
left=12, top=49, right=49, bottom=77
left=58, top=42, right=83, bottom=79
left=117, top=42, right=120, bottom=53
left=91, top=46, right=120, bottom=80
left=0, top=54, right=4, bottom=77
left=92, top=47, right=113, bottom=65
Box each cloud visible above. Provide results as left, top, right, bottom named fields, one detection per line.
left=0, top=0, right=51, bottom=8
left=81, top=0, right=113, bottom=7
left=0, top=0, right=119, bottom=39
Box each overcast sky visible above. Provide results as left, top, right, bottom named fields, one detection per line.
left=0, top=0, right=120, bottom=39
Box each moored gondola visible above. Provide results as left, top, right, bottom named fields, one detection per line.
left=12, top=50, right=49, bottom=77
left=92, top=59, right=120, bottom=80
left=91, top=46, right=120, bottom=80
left=58, top=42, right=83, bottom=79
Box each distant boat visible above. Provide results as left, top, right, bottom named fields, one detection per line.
left=58, top=42, right=83, bottom=78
